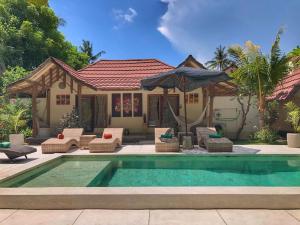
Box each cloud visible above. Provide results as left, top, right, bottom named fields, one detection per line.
left=113, top=7, right=138, bottom=29
left=158, top=0, right=300, bottom=63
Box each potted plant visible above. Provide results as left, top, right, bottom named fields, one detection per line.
left=285, top=101, right=300, bottom=148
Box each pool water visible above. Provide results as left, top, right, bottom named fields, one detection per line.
left=1, top=155, right=300, bottom=187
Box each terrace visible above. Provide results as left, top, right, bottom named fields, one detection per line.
left=1, top=145, right=300, bottom=224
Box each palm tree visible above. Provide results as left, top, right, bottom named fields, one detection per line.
left=228, top=29, right=289, bottom=128
left=206, top=45, right=232, bottom=71
left=79, top=40, right=105, bottom=63
left=288, top=46, right=300, bottom=68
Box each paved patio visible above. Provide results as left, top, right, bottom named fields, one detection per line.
left=1, top=144, right=300, bottom=224
left=0, top=209, right=300, bottom=225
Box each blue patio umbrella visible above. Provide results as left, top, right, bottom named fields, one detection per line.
left=141, top=67, right=231, bottom=134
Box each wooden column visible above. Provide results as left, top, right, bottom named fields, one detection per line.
left=32, top=85, right=38, bottom=137
left=161, top=88, right=168, bottom=127
left=77, top=83, right=82, bottom=124
left=46, top=89, right=51, bottom=127
left=207, top=85, right=215, bottom=127
left=70, top=78, right=73, bottom=93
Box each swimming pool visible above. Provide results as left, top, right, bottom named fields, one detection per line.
left=1, top=154, right=300, bottom=187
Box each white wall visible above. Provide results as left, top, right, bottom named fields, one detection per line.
left=213, top=96, right=259, bottom=139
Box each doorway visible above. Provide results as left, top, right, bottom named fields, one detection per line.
left=147, top=95, right=179, bottom=127
left=76, top=95, right=108, bottom=132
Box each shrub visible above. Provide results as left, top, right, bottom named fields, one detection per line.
left=253, top=127, right=278, bottom=143
left=0, top=98, right=32, bottom=141
left=285, top=101, right=300, bottom=133
left=57, top=106, right=81, bottom=133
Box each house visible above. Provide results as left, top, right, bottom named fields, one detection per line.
left=7, top=55, right=259, bottom=139
left=268, top=68, right=300, bottom=132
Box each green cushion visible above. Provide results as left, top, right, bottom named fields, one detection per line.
left=161, top=133, right=173, bottom=139
left=0, top=142, right=11, bottom=148
left=209, top=133, right=222, bottom=138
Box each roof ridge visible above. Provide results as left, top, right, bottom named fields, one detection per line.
left=78, top=58, right=174, bottom=72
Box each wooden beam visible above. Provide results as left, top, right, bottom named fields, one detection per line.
left=41, top=75, right=46, bottom=91
left=202, top=88, right=207, bottom=120
left=77, top=83, right=82, bottom=124
left=32, top=85, right=38, bottom=137
left=207, top=85, right=215, bottom=127
left=49, top=69, right=53, bottom=86
left=46, top=89, right=51, bottom=126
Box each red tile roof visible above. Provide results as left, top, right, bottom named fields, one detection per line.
left=77, top=59, right=174, bottom=90
left=269, top=68, right=300, bottom=100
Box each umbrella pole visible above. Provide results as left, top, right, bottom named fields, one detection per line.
left=183, top=78, right=188, bottom=135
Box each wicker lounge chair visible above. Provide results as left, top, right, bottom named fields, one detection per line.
left=155, top=128, right=179, bottom=152
left=0, top=134, right=36, bottom=160
left=89, top=128, right=123, bottom=153
left=196, top=127, right=233, bottom=152
left=196, top=127, right=217, bottom=147
left=41, top=128, right=83, bottom=154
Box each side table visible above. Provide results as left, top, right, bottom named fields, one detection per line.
left=80, top=135, right=96, bottom=149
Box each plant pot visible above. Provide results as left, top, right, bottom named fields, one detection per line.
left=287, top=133, right=300, bottom=148
left=182, top=135, right=193, bottom=149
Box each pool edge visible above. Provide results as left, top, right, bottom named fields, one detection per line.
left=1, top=186, right=300, bottom=209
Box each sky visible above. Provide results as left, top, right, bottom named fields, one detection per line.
left=50, top=0, right=300, bottom=66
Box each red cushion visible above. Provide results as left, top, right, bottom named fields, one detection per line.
left=57, top=133, right=64, bottom=139
left=103, top=133, right=112, bottom=139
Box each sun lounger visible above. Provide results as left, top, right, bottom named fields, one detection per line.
left=41, top=128, right=83, bottom=153
left=196, top=127, right=216, bottom=147
left=0, top=134, right=37, bottom=160
left=89, top=128, right=123, bottom=153
left=155, top=128, right=179, bottom=152
left=196, top=127, right=233, bottom=152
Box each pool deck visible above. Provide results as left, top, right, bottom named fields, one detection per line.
left=0, top=209, right=300, bottom=225
left=1, top=144, right=300, bottom=224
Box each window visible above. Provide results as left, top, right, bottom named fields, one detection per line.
left=56, top=95, right=70, bottom=105
left=188, top=93, right=199, bottom=104
left=112, top=93, right=143, bottom=117
left=123, top=93, right=132, bottom=117
left=133, top=93, right=143, bottom=117
left=112, top=94, right=121, bottom=117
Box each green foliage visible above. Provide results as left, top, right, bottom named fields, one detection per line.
left=0, top=66, right=28, bottom=94
left=57, top=106, right=81, bottom=133
left=253, top=127, right=278, bottom=143
left=205, top=45, right=233, bottom=71
left=285, top=101, right=300, bottom=133
left=27, top=0, right=48, bottom=7
left=288, top=47, right=300, bottom=68
left=0, top=97, right=32, bottom=140
left=0, top=0, right=88, bottom=71
left=228, top=29, right=289, bottom=127
left=79, top=40, right=105, bottom=63
left=265, top=100, right=280, bottom=125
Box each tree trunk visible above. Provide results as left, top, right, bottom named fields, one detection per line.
left=236, top=95, right=252, bottom=140
left=258, top=95, right=266, bottom=128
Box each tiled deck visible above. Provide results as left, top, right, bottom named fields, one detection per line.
left=0, top=209, right=300, bottom=225
left=1, top=144, right=300, bottom=224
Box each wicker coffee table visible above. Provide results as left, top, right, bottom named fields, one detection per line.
left=80, top=135, right=96, bottom=149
